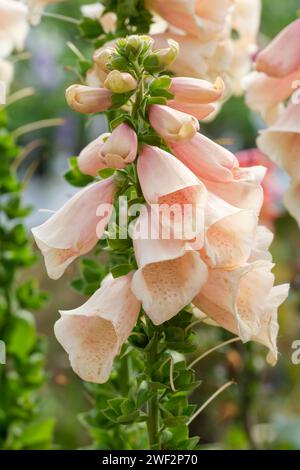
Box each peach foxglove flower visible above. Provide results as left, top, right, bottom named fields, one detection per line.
left=78, top=133, right=109, bottom=176
left=0, top=0, right=29, bottom=59
left=257, top=102, right=300, bottom=226
left=193, top=261, right=289, bottom=365
left=66, top=84, right=112, bottom=114
left=170, top=133, right=266, bottom=213
left=55, top=273, right=140, bottom=383
left=32, top=178, right=115, bottom=280
left=131, top=207, right=207, bottom=324
left=167, top=101, right=216, bottom=120
left=149, top=104, right=199, bottom=142
left=79, top=123, right=138, bottom=174
left=169, top=76, right=224, bottom=104
left=202, top=192, right=257, bottom=269
left=255, top=18, right=300, bottom=78
left=137, top=144, right=207, bottom=241
left=99, top=123, right=138, bottom=169
left=146, top=0, right=233, bottom=41
left=236, top=148, right=285, bottom=229
left=104, top=70, right=137, bottom=94
left=243, top=70, right=300, bottom=124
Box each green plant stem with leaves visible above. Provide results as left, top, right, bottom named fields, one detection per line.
left=0, top=108, right=54, bottom=450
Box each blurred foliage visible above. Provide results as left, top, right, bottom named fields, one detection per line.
left=0, top=109, right=53, bottom=449
left=3, top=0, right=300, bottom=450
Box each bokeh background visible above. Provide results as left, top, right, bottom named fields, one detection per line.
left=8, top=0, right=300, bottom=449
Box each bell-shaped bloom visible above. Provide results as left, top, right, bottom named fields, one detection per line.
left=66, top=84, right=112, bottom=114
left=104, top=70, right=137, bottom=94
left=243, top=70, right=299, bottom=124
left=78, top=123, right=138, bottom=175
left=78, top=133, right=109, bottom=176
left=167, top=100, right=216, bottom=120
left=236, top=148, right=285, bottom=229
left=137, top=144, right=207, bottom=241
left=32, top=178, right=115, bottom=280
left=257, top=102, right=300, bottom=226
left=193, top=261, right=289, bottom=365
left=255, top=18, right=300, bottom=78
left=202, top=192, right=258, bottom=269
left=149, top=104, right=199, bottom=142
left=0, top=0, right=29, bottom=59
left=131, top=207, right=208, bottom=324
left=55, top=273, right=140, bottom=383
left=100, top=123, right=138, bottom=169
left=170, top=133, right=266, bottom=213
left=169, top=76, right=224, bottom=104
left=147, top=0, right=232, bottom=41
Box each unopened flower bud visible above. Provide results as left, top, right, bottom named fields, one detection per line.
left=149, top=104, right=199, bottom=142
left=93, top=47, right=115, bottom=74
left=104, top=70, right=137, bottom=94
left=156, top=39, right=179, bottom=66
left=66, top=84, right=112, bottom=114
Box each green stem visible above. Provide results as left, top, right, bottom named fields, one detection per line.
left=146, top=325, right=160, bottom=450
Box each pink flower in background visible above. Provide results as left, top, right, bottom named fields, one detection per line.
left=236, top=148, right=285, bottom=228
left=149, top=104, right=199, bottom=142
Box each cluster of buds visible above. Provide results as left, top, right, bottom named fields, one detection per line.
left=34, top=35, right=289, bottom=384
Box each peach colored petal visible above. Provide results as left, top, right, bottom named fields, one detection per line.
left=170, top=133, right=239, bottom=183
left=194, top=261, right=289, bottom=364
left=0, top=0, right=29, bottom=58
left=243, top=70, right=300, bottom=124
left=66, top=85, right=112, bottom=114
left=167, top=101, right=216, bottom=120
left=284, top=182, right=300, bottom=228
left=137, top=145, right=207, bottom=240
left=132, top=251, right=208, bottom=325
left=169, top=76, right=224, bottom=104
left=100, top=123, right=138, bottom=169
left=202, top=192, right=258, bottom=268
left=78, top=133, right=108, bottom=176
left=149, top=104, right=199, bottom=142
left=32, top=179, right=115, bottom=280
left=257, top=102, right=300, bottom=176
left=55, top=273, right=140, bottom=383
left=256, top=18, right=300, bottom=78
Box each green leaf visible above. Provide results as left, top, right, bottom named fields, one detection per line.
left=64, top=157, right=94, bottom=187
left=20, top=418, right=55, bottom=449
left=150, top=76, right=172, bottom=91
left=99, top=168, right=115, bottom=179
left=79, top=17, right=104, bottom=38
left=6, top=311, right=36, bottom=360
left=111, top=264, right=133, bottom=278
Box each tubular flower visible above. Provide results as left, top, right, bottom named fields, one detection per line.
left=193, top=260, right=289, bottom=366
left=149, top=104, right=199, bottom=142
left=66, top=84, right=112, bottom=114
left=55, top=273, right=140, bottom=383
left=32, top=178, right=115, bottom=280
left=137, top=144, right=207, bottom=241
left=170, top=133, right=266, bottom=213
left=131, top=207, right=208, bottom=325
left=257, top=102, right=300, bottom=226
left=78, top=123, right=138, bottom=175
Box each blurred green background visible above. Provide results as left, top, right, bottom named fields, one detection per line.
left=7, top=0, right=300, bottom=449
